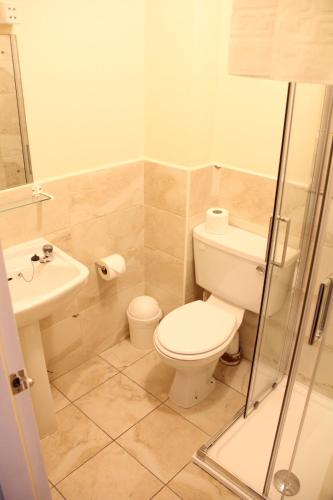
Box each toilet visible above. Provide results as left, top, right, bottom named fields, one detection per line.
left=154, top=222, right=298, bottom=408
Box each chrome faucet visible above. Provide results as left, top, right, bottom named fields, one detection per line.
left=39, top=244, right=54, bottom=263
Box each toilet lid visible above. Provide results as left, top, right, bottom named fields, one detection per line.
left=157, top=300, right=236, bottom=355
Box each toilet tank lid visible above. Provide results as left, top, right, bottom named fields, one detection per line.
left=193, top=223, right=298, bottom=266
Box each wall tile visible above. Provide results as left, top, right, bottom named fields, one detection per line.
left=219, top=167, right=276, bottom=228
left=185, top=258, right=202, bottom=303
left=189, top=166, right=221, bottom=216
left=80, top=282, right=145, bottom=356
left=144, top=205, right=185, bottom=259
left=144, top=161, right=187, bottom=216
left=145, top=282, right=183, bottom=315
left=69, top=161, right=143, bottom=225
left=70, top=205, right=144, bottom=266
left=145, top=247, right=184, bottom=297
left=239, top=311, right=259, bottom=362
left=184, top=212, right=205, bottom=302
left=40, top=297, right=79, bottom=330
left=76, top=246, right=144, bottom=311
left=0, top=161, right=145, bottom=378
left=42, top=315, right=85, bottom=380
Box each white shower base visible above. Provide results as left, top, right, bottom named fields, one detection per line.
left=194, top=379, right=333, bottom=499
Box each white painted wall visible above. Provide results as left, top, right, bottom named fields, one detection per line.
left=0, top=0, right=326, bottom=185
left=9, top=0, right=145, bottom=181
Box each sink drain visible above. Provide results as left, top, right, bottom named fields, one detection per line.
left=274, top=470, right=300, bottom=496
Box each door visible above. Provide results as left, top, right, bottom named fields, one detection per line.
left=266, top=150, right=333, bottom=499
left=246, top=83, right=331, bottom=413
left=0, top=243, right=50, bottom=500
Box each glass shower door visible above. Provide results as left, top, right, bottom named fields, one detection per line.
left=267, top=176, right=333, bottom=500
left=246, top=83, right=329, bottom=412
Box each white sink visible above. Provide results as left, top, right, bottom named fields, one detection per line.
left=4, top=238, right=89, bottom=438
left=4, top=238, right=89, bottom=327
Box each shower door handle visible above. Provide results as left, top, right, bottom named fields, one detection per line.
left=265, top=216, right=274, bottom=263
left=273, top=216, right=291, bottom=268
left=265, top=216, right=291, bottom=267
left=309, top=278, right=333, bottom=345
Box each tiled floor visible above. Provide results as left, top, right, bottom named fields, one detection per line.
left=46, top=338, right=244, bottom=499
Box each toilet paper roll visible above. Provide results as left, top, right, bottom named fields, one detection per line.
left=96, top=254, right=126, bottom=281
left=205, top=207, right=229, bottom=235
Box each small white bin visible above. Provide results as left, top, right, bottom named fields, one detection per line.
left=127, top=296, right=163, bottom=349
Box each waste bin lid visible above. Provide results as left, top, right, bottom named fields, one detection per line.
left=128, top=295, right=161, bottom=320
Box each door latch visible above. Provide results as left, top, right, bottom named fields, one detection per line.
left=10, top=369, right=34, bottom=395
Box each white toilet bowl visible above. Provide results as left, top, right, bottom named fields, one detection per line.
left=154, top=298, right=244, bottom=408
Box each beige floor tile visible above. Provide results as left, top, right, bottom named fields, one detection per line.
left=123, top=350, right=175, bottom=401
left=51, top=488, right=64, bottom=500
left=169, top=462, right=240, bottom=499
left=117, top=405, right=207, bottom=483
left=57, top=442, right=162, bottom=500
left=153, top=486, right=181, bottom=499
left=214, top=359, right=251, bottom=396
left=76, top=373, right=161, bottom=438
left=51, top=385, right=70, bottom=412
left=166, top=381, right=245, bottom=435
left=100, top=338, right=152, bottom=370
left=52, top=356, right=118, bottom=401
left=41, top=405, right=111, bottom=484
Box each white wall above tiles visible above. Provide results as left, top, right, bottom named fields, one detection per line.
left=1, top=0, right=145, bottom=181
left=0, top=0, right=326, bottom=187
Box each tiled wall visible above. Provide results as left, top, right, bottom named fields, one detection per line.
left=1, top=159, right=321, bottom=383
left=0, top=161, right=144, bottom=379
left=144, top=161, right=187, bottom=313
left=0, top=36, right=26, bottom=190
left=144, top=162, right=279, bottom=363
left=185, top=165, right=277, bottom=362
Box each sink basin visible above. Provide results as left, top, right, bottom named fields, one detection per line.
left=4, top=238, right=89, bottom=327
left=3, top=238, right=89, bottom=438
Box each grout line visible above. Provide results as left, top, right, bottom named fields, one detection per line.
left=165, top=460, right=192, bottom=492
left=119, top=370, right=167, bottom=402
left=114, top=400, right=164, bottom=442
left=68, top=371, right=120, bottom=403
left=144, top=243, right=184, bottom=264
left=159, top=402, right=210, bottom=439
left=120, top=369, right=169, bottom=404
left=115, top=438, right=167, bottom=486
left=68, top=202, right=144, bottom=232
left=51, top=486, right=66, bottom=499
left=182, top=167, right=191, bottom=304
left=49, top=353, right=120, bottom=385
left=149, top=484, right=183, bottom=500
left=214, top=374, right=249, bottom=398
left=98, top=345, right=155, bottom=372
left=52, top=366, right=120, bottom=403
left=53, top=439, right=112, bottom=488
left=144, top=200, right=186, bottom=219
left=144, top=203, right=185, bottom=220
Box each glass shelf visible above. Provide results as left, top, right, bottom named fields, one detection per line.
left=0, top=192, right=53, bottom=214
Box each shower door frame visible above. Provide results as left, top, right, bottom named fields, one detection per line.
left=244, top=81, right=296, bottom=414
left=194, top=84, right=333, bottom=500
left=246, top=85, right=333, bottom=415
left=262, top=87, right=333, bottom=496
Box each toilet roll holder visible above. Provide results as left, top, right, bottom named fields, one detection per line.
left=95, top=262, right=108, bottom=275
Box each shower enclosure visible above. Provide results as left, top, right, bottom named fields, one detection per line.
left=194, top=83, right=333, bottom=499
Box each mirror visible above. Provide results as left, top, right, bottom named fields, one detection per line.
left=0, top=34, right=32, bottom=191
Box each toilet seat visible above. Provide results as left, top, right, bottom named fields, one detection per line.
left=155, top=300, right=236, bottom=357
